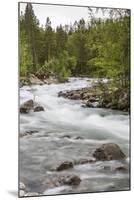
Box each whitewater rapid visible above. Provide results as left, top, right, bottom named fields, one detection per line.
left=19, top=77, right=130, bottom=195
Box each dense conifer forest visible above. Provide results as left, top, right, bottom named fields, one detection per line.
left=20, top=3, right=130, bottom=88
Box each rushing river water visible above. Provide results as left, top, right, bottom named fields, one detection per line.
left=19, top=77, right=130, bottom=195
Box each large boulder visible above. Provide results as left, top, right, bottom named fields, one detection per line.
left=20, top=99, right=44, bottom=114
left=56, top=161, right=73, bottom=171
left=20, top=99, right=34, bottom=113
left=93, top=143, right=126, bottom=161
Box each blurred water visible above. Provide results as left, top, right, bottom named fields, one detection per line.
left=19, top=77, right=130, bottom=195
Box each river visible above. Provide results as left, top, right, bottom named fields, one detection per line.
left=19, top=77, right=130, bottom=195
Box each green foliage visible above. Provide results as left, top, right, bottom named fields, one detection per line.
left=43, top=51, right=77, bottom=82
left=19, top=3, right=130, bottom=88
left=19, top=27, right=33, bottom=76
left=86, top=17, right=130, bottom=88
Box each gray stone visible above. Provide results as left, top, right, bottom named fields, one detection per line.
left=34, top=106, right=44, bottom=112
left=115, top=166, right=128, bottom=172
left=61, top=135, right=71, bottom=139
left=61, top=175, right=81, bottom=186
left=20, top=99, right=34, bottom=114
left=93, top=143, right=126, bottom=161
left=70, top=93, right=81, bottom=100
left=56, top=161, right=73, bottom=171
left=75, top=136, right=84, bottom=140
left=85, top=101, right=94, bottom=108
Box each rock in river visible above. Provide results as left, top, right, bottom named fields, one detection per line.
left=61, top=175, right=81, bottom=186
left=115, top=166, right=128, bottom=172
left=20, top=99, right=34, bottom=113
left=34, top=106, right=44, bottom=112
left=93, top=143, right=126, bottom=161
left=56, top=161, right=73, bottom=171
left=20, top=99, right=44, bottom=113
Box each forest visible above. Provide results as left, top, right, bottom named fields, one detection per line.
left=20, top=3, right=130, bottom=87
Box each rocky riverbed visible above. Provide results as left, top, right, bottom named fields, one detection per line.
left=58, top=80, right=129, bottom=112
left=19, top=77, right=130, bottom=197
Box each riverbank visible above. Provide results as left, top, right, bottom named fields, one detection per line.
left=58, top=80, right=130, bottom=112
left=20, top=74, right=59, bottom=87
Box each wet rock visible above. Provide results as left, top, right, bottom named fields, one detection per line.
left=57, top=83, right=129, bottom=111
left=58, top=90, right=82, bottom=100
left=56, top=161, right=73, bottom=171
left=88, top=96, right=97, bottom=102
left=70, top=93, right=81, bottom=100
left=20, top=99, right=45, bottom=113
left=26, top=130, right=38, bottom=135
left=81, top=104, right=87, bottom=108
left=61, top=135, right=71, bottom=139
left=58, top=91, right=64, bottom=97
left=85, top=101, right=94, bottom=108
left=115, top=166, right=128, bottom=172
left=82, top=93, right=90, bottom=100
left=93, top=143, right=126, bottom=161
left=61, top=175, right=81, bottom=186
left=20, top=130, right=39, bottom=137
left=75, top=136, right=84, bottom=140
left=88, top=159, right=96, bottom=163
left=20, top=77, right=30, bottom=87
left=34, top=106, right=44, bottom=112
left=20, top=99, right=34, bottom=113
left=20, top=107, right=29, bottom=114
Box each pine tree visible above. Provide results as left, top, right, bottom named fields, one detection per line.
left=56, top=25, right=67, bottom=55
left=24, top=3, right=39, bottom=72
left=43, top=17, right=56, bottom=61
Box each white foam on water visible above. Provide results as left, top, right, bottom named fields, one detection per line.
left=20, top=77, right=130, bottom=193
left=43, top=185, right=71, bottom=195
